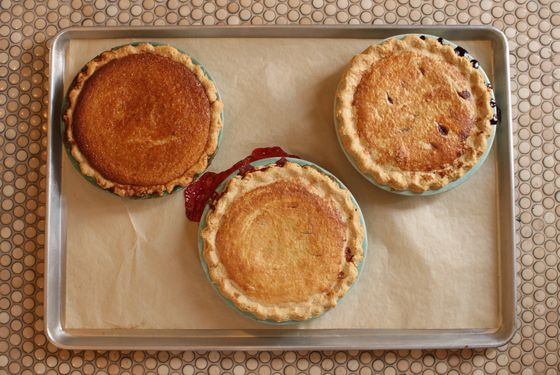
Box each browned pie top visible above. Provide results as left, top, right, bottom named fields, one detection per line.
left=72, top=52, right=211, bottom=186
left=336, top=36, right=493, bottom=192
left=202, top=162, right=364, bottom=321
left=215, top=181, right=345, bottom=304
left=353, top=50, right=478, bottom=173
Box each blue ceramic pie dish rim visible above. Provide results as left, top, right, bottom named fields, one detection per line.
left=61, top=40, right=224, bottom=199
left=197, top=157, right=368, bottom=325
left=334, top=33, right=498, bottom=197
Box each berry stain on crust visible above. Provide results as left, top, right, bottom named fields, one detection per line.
left=184, top=147, right=299, bottom=222
left=345, top=247, right=354, bottom=262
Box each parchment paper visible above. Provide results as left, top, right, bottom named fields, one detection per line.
left=63, top=38, right=499, bottom=330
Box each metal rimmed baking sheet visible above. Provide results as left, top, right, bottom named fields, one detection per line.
left=46, top=26, right=515, bottom=350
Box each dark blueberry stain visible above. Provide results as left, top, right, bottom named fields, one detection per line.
left=437, top=37, right=444, bottom=44
left=458, top=90, right=471, bottom=99
left=486, top=83, right=493, bottom=90
left=490, top=99, right=496, bottom=108
left=454, top=46, right=469, bottom=57
left=471, top=59, right=479, bottom=69
left=437, top=123, right=449, bottom=136
left=387, top=93, right=394, bottom=105
left=419, top=35, right=426, bottom=40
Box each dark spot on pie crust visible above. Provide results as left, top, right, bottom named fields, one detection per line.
left=490, top=99, right=496, bottom=108
left=437, top=37, right=444, bottom=44
left=386, top=92, right=394, bottom=105
left=437, top=123, right=449, bottom=136
left=337, top=271, right=345, bottom=280
left=457, top=90, right=471, bottom=99
left=486, top=83, right=493, bottom=90
left=430, top=141, right=439, bottom=149
left=345, top=247, right=354, bottom=262
left=419, top=35, right=426, bottom=40
left=400, top=127, right=410, bottom=132
left=471, top=59, right=480, bottom=69
left=92, top=54, right=104, bottom=64
left=419, top=66, right=426, bottom=76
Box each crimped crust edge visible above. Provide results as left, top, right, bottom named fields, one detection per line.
left=335, top=35, right=493, bottom=192
left=63, top=43, right=224, bottom=197
left=201, top=161, right=365, bottom=322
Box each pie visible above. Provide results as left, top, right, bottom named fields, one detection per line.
left=201, top=161, right=365, bottom=322
left=64, top=43, right=223, bottom=197
left=335, top=35, right=493, bottom=192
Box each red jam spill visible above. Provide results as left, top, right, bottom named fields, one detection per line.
left=184, top=146, right=299, bottom=222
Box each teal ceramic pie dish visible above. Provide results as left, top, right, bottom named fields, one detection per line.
left=334, top=34, right=498, bottom=196
left=61, top=41, right=224, bottom=199
left=197, top=157, right=368, bottom=325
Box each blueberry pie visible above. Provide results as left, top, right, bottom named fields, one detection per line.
left=64, top=43, right=223, bottom=197
left=201, top=161, right=364, bottom=322
left=335, top=35, right=493, bottom=192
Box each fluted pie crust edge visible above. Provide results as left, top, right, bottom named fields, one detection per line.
left=63, top=43, right=223, bottom=197
left=201, top=161, right=365, bottom=322
left=335, top=36, right=493, bottom=192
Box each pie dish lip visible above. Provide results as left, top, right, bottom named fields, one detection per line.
left=61, top=41, right=225, bottom=199
left=197, top=157, right=368, bottom=325
left=334, top=33, right=498, bottom=196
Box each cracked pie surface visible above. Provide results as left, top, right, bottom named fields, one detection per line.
left=335, top=36, right=493, bottom=192
left=201, top=161, right=365, bottom=322
left=64, top=43, right=223, bottom=197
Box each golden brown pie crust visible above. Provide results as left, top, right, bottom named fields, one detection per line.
left=201, top=162, right=364, bottom=322
left=64, top=43, right=223, bottom=197
left=335, top=36, right=493, bottom=192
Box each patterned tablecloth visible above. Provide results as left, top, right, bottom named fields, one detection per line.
left=0, top=0, right=559, bottom=374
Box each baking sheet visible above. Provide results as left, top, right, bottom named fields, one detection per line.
left=61, top=37, right=500, bottom=331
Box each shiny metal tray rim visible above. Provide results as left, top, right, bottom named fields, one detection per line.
left=46, top=25, right=516, bottom=350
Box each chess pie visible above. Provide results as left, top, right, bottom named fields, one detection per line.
left=201, top=161, right=365, bottom=322
left=64, top=43, right=223, bottom=197
left=335, top=35, right=493, bottom=192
